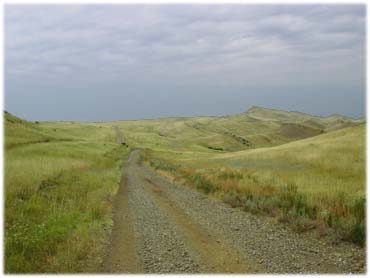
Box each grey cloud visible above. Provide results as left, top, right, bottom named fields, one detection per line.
left=4, top=4, right=366, bottom=121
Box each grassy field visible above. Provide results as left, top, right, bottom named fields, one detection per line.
left=5, top=112, right=129, bottom=273
left=4, top=106, right=365, bottom=273
left=141, top=123, right=366, bottom=245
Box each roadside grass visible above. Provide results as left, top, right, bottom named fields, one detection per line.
left=141, top=124, right=366, bottom=246
left=5, top=114, right=129, bottom=273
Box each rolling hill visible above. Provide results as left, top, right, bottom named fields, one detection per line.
left=113, top=106, right=363, bottom=152
left=4, top=106, right=366, bottom=273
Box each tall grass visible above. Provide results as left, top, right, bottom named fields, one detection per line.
left=5, top=115, right=129, bottom=273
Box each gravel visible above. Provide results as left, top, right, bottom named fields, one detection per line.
left=127, top=153, right=204, bottom=273
left=119, top=150, right=365, bottom=274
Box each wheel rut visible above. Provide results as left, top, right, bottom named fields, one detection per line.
left=142, top=176, right=260, bottom=273
left=102, top=157, right=141, bottom=273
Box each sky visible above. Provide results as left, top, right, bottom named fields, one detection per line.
left=4, top=4, right=366, bottom=121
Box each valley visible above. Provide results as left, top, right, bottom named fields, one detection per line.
left=4, top=106, right=366, bottom=273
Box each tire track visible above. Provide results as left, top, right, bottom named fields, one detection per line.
left=141, top=176, right=261, bottom=273
left=102, top=157, right=141, bottom=273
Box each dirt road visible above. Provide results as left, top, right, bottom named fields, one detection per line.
left=113, top=126, right=127, bottom=145
left=103, top=150, right=365, bottom=274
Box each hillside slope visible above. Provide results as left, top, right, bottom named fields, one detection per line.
left=4, top=111, right=58, bottom=149
left=113, top=106, right=363, bottom=152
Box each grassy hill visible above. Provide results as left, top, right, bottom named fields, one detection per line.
left=4, top=106, right=365, bottom=273
left=113, top=106, right=362, bottom=153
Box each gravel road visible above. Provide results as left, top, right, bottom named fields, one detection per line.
left=103, top=150, right=365, bottom=274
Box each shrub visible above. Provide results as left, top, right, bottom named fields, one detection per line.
left=279, top=183, right=298, bottom=215
left=352, top=197, right=366, bottom=223
left=189, top=173, right=216, bottom=194
left=291, top=216, right=316, bottom=233
left=349, top=221, right=365, bottom=246
left=306, top=204, right=318, bottom=220
left=349, top=197, right=366, bottom=246
left=259, top=196, right=281, bottom=215
left=293, top=194, right=306, bottom=216
left=150, top=160, right=178, bottom=172
left=242, top=198, right=258, bottom=213
left=223, top=189, right=242, bottom=207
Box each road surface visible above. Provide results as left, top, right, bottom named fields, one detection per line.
left=103, top=150, right=365, bottom=274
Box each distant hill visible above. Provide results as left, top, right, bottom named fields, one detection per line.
left=113, top=106, right=364, bottom=152
left=5, top=106, right=363, bottom=152
left=245, top=106, right=363, bottom=131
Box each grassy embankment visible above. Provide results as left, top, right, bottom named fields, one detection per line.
left=5, top=112, right=129, bottom=273
left=112, top=109, right=365, bottom=246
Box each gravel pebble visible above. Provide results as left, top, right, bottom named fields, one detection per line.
left=141, top=164, right=366, bottom=274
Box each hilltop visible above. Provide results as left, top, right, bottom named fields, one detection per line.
left=245, top=106, right=363, bottom=131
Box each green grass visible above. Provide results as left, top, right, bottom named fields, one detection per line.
left=5, top=113, right=129, bottom=273
left=5, top=106, right=365, bottom=273
left=140, top=124, right=366, bottom=245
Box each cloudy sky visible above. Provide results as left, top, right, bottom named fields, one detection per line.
left=5, top=5, right=366, bottom=121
